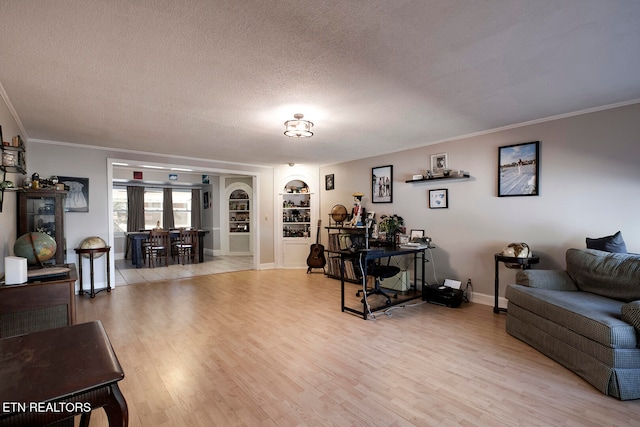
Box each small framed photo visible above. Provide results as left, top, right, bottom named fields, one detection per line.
left=410, top=229, right=425, bottom=241
left=202, top=174, right=210, bottom=184
left=325, top=174, right=334, bottom=191
left=372, top=165, right=392, bottom=203
left=398, top=234, right=410, bottom=244
left=498, top=141, right=539, bottom=197
left=429, top=189, right=448, bottom=209
left=169, top=174, right=178, bottom=181
left=430, top=153, right=448, bottom=175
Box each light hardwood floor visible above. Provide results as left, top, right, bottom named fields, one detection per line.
left=76, top=270, right=640, bottom=426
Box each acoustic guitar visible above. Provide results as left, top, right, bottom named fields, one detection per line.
left=306, top=220, right=326, bottom=273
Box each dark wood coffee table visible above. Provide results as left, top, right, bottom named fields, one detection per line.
left=0, top=321, right=128, bottom=426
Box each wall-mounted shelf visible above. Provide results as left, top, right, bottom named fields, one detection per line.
left=405, top=172, right=470, bottom=183
left=1, top=143, right=27, bottom=212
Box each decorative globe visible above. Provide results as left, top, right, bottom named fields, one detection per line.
left=14, top=232, right=57, bottom=265
left=79, top=236, right=107, bottom=258
left=330, top=204, right=348, bottom=224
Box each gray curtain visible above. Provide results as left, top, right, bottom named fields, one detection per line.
left=127, top=186, right=145, bottom=232
left=191, top=188, right=201, bottom=229
left=163, top=188, right=175, bottom=229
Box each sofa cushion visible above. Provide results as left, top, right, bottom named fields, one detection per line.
left=621, top=301, right=640, bottom=334
left=506, top=284, right=637, bottom=349
left=586, top=231, right=627, bottom=253
left=566, top=248, right=640, bottom=302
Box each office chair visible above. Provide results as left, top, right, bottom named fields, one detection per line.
left=357, top=260, right=400, bottom=305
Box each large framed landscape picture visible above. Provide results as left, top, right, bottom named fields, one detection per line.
left=498, top=141, right=539, bottom=197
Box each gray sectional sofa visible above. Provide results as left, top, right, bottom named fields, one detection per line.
left=506, top=248, right=640, bottom=400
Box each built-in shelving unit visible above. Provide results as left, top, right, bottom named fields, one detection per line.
left=282, top=180, right=311, bottom=238
left=229, top=189, right=250, bottom=234
left=405, top=172, right=470, bottom=183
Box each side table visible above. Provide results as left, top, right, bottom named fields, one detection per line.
left=75, top=246, right=111, bottom=298
left=494, top=253, right=540, bottom=313
left=0, top=320, right=128, bottom=426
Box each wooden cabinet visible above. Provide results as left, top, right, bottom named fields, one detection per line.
left=0, top=264, right=77, bottom=338
left=18, top=189, right=68, bottom=264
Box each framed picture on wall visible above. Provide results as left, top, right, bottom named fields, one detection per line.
left=498, top=141, right=539, bottom=197
left=372, top=165, right=392, bottom=203
left=325, top=174, right=334, bottom=190
left=58, top=176, right=89, bottom=212
left=429, top=189, right=448, bottom=209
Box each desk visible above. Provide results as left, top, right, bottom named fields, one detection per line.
left=0, top=264, right=77, bottom=338
left=494, top=253, right=540, bottom=313
left=75, top=246, right=111, bottom=298
left=340, top=246, right=428, bottom=319
left=126, top=230, right=209, bottom=268
left=0, top=320, right=128, bottom=426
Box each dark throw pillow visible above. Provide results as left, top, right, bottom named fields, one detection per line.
left=586, top=231, right=628, bottom=253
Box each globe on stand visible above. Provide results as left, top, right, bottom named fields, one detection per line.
left=79, top=236, right=107, bottom=258
left=14, top=232, right=57, bottom=265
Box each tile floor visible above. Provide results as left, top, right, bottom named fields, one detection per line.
left=115, top=255, right=254, bottom=285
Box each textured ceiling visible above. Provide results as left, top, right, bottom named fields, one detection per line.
left=0, top=0, right=639, bottom=167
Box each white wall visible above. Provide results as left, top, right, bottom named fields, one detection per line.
left=320, top=103, right=640, bottom=307
left=0, top=92, right=23, bottom=275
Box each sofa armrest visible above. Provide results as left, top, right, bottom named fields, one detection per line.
left=516, top=270, right=578, bottom=290
left=621, top=301, right=640, bottom=335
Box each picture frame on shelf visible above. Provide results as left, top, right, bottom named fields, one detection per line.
left=372, top=165, right=392, bottom=203
left=398, top=234, right=410, bottom=244
left=57, top=176, right=89, bottom=212
left=430, top=153, right=448, bottom=175
left=410, top=229, right=425, bottom=241
left=325, top=174, right=334, bottom=191
left=429, top=189, right=448, bottom=209
left=498, top=141, right=539, bottom=197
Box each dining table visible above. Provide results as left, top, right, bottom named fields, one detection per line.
left=126, top=229, right=209, bottom=268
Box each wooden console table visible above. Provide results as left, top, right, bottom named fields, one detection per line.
left=0, top=264, right=77, bottom=338
left=75, top=246, right=111, bottom=298
left=0, top=320, right=128, bottom=426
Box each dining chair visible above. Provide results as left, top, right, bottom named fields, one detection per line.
left=173, top=228, right=199, bottom=265
left=145, top=229, right=170, bottom=268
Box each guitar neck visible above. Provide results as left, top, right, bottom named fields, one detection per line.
left=315, top=220, right=321, bottom=244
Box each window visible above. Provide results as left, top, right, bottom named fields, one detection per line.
left=112, top=187, right=192, bottom=233
left=112, top=187, right=128, bottom=233
left=144, top=189, right=164, bottom=229
left=172, top=190, right=192, bottom=228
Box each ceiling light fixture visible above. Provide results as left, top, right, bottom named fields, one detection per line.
left=284, top=113, right=313, bottom=138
